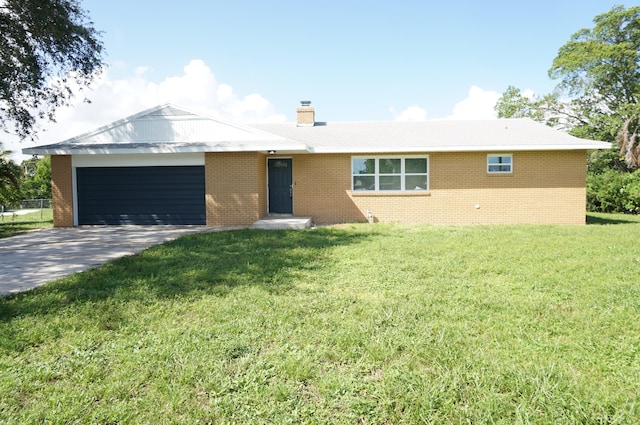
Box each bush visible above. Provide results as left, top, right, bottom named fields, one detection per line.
left=587, top=169, right=640, bottom=213
left=587, top=147, right=627, bottom=173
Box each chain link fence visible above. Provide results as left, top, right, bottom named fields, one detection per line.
left=17, top=199, right=52, bottom=209
left=0, top=199, right=52, bottom=223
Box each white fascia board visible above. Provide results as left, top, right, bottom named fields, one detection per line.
left=22, top=147, right=65, bottom=155
left=23, top=143, right=311, bottom=156
left=308, top=142, right=613, bottom=153
left=24, top=142, right=611, bottom=156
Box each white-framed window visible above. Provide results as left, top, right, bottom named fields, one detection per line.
left=487, top=154, right=512, bottom=174
left=352, top=156, right=429, bottom=191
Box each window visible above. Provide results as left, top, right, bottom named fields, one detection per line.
left=352, top=156, right=428, bottom=191
left=487, top=154, right=512, bottom=174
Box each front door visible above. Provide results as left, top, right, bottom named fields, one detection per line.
left=268, top=158, right=293, bottom=213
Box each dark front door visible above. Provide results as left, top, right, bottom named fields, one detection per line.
left=268, top=158, right=293, bottom=213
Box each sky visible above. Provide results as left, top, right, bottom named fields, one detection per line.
left=3, top=0, right=636, bottom=161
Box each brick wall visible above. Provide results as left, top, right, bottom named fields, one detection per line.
left=50, top=150, right=588, bottom=228
left=290, top=150, right=588, bottom=225
left=257, top=154, right=267, bottom=217
left=50, top=155, right=74, bottom=227
left=205, top=152, right=266, bottom=226
left=292, top=154, right=364, bottom=222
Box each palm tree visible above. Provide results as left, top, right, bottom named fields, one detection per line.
left=616, top=114, right=640, bottom=171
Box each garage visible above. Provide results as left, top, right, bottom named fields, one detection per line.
left=76, top=166, right=206, bottom=225
left=22, top=104, right=300, bottom=227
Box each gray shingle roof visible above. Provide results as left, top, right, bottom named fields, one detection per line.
left=253, top=119, right=612, bottom=153
left=23, top=104, right=305, bottom=155
left=23, top=104, right=611, bottom=156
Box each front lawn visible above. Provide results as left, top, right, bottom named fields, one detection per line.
left=0, top=208, right=53, bottom=238
left=1, top=216, right=639, bottom=423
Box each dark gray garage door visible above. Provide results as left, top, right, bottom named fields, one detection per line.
left=77, top=166, right=206, bottom=225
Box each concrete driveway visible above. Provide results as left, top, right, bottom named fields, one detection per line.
left=0, top=226, right=215, bottom=296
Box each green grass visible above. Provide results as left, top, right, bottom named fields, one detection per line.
left=0, top=208, right=53, bottom=238
left=1, top=214, right=640, bottom=423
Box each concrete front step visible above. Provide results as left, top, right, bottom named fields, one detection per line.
left=251, top=216, right=312, bottom=230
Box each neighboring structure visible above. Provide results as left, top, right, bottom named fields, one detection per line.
left=23, top=103, right=611, bottom=227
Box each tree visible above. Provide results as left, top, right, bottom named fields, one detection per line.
left=495, top=86, right=566, bottom=129
left=550, top=4, right=640, bottom=166
left=549, top=6, right=639, bottom=117
left=0, top=0, right=104, bottom=140
left=495, top=86, right=540, bottom=120
left=0, top=144, right=21, bottom=206
left=616, top=113, right=640, bottom=170
left=21, top=156, right=52, bottom=199
left=496, top=5, right=640, bottom=169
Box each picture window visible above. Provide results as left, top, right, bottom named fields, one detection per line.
left=352, top=156, right=428, bottom=191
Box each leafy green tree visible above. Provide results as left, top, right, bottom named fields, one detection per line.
left=21, top=156, right=52, bottom=199
left=495, top=86, right=568, bottom=129
left=496, top=5, right=640, bottom=169
left=0, top=0, right=104, bottom=140
left=495, top=86, right=540, bottom=120
left=0, top=144, right=21, bottom=207
left=550, top=5, right=640, bottom=168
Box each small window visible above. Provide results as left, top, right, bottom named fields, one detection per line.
left=487, top=154, right=512, bottom=174
left=352, top=156, right=429, bottom=191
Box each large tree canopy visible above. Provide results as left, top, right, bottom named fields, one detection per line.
left=0, top=0, right=104, bottom=140
left=496, top=5, right=640, bottom=169
left=549, top=5, right=640, bottom=113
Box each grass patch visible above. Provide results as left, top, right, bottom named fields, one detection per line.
left=587, top=211, right=640, bottom=225
left=1, top=219, right=639, bottom=423
left=0, top=208, right=53, bottom=238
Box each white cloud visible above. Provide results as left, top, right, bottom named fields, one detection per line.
left=446, top=86, right=501, bottom=120
left=3, top=59, right=286, bottom=161
left=389, top=86, right=505, bottom=123
left=390, top=105, right=428, bottom=121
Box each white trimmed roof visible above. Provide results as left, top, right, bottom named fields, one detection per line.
left=22, top=104, right=306, bottom=155
left=254, top=119, right=611, bottom=153
left=23, top=104, right=611, bottom=156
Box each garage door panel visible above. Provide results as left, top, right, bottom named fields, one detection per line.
left=84, top=213, right=202, bottom=225
left=77, top=166, right=205, bottom=225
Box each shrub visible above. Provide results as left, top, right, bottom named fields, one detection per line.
left=587, top=169, right=640, bottom=213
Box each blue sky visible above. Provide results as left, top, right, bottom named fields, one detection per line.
left=5, top=0, right=636, bottom=160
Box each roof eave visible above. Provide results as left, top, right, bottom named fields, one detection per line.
left=308, top=142, right=613, bottom=154
left=22, top=144, right=311, bottom=156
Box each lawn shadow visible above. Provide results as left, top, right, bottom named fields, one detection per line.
left=586, top=213, right=640, bottom=225
left=0, top=226, right=374, bottom=328
left=0, top=222, right=53, bottom=238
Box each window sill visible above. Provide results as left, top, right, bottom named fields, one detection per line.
left=349, top=190, right=431, bottom=197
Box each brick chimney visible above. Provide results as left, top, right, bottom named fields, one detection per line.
left=296, top=100, right=315, bottom=127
